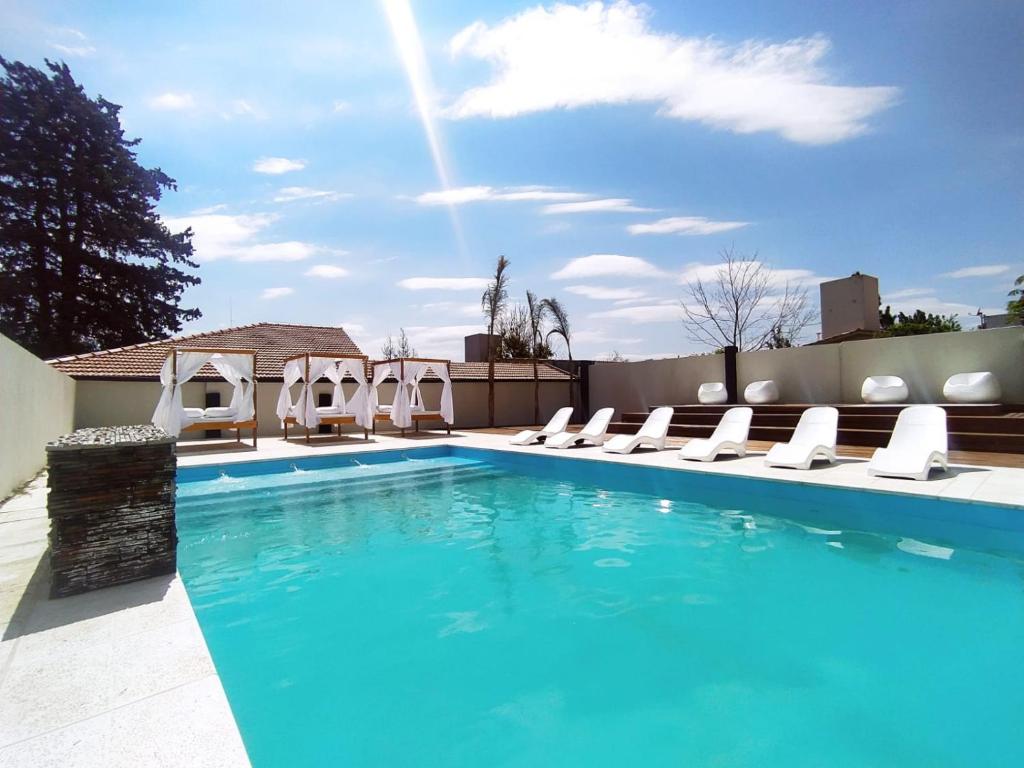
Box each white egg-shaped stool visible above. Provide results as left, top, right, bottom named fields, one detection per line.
left=943, top=372, right=1001, bottom=403
left=697, top=382, right=728, bottom=405
left=744, top=380, right=779, bottom=404
left=861, top=375, right=908, bottom=404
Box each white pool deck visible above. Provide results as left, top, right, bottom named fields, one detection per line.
left=2, top=430, right=1022, bottom=767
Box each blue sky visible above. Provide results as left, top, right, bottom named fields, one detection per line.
left=3, top=0, right=1021, bottom=360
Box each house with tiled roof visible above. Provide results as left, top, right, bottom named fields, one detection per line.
left=46, top=322, right=573, bottom=434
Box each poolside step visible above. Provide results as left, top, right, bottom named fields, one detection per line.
left=178, top=461, right=501, bottom=511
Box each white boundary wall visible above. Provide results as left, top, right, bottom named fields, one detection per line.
left=0, top=334, right=76, bottom=498
left=589, top=327, right=1024, bottom=416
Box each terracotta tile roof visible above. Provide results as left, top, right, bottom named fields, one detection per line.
left=448, top=361, right=570, bottom=381
left=47, top=323, right=361, bottom=381
left=47, top=323, right=570, bottom=382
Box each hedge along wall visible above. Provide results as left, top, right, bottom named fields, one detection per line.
left=588, top=326, right=1024, bottom=416
left=0, top=333, right=77, bottom=499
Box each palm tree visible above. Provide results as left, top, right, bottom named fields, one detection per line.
left=1008, top=273, right=1024, bottom=323
left=526, top=291, right=547, bottom=425
left=542, top=296, right=575, bottom=417
left=481, top=256, right=510, bottom=427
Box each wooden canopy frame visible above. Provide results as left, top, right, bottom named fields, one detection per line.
left=281, top=351, right=370, bottom=443
left=371, top=357, right=452, bottom=436
left=168, top=347, right=259, bottom=447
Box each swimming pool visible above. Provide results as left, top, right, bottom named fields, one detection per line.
left=177, top=447, right=1024, bottom=767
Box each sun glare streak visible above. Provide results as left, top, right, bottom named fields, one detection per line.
left=381, top=0, right=467, bottom=260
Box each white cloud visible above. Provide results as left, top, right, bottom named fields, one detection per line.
left=398, top=276, right=489, bottom=290
left=883, top=295, right=999, bottom=323
left=162, top=211, right=320, bottom=262
left=566, top=284, right=646, bottom=301
left=446, top=1, right=898, bottom=145
left=305, top=265, right=350, bottom=278
left=882, top=287, right=931, bottom=300
left=261, top=287, right=294, bottom=300
left=542, top=198, right=653, bottom=215
left=404, top=324, right=483, bottom=357
left=274, top=187, right=352, bottom=203
left=551, top=254, right=665, bottom=280
left=223, top=99, right=267, bottom=120
left=339, top=321, right=367, bottom=336
left=573, top=328, right=643, bottom=345
left=238, top=242, right=317, bottom=262
left=421, top=301, right=482, bottom=317
left=253, top=157, right=306, bottom=174
left=677, top=261, right=831, bottom=288
left=332, top=100, right=352, bottom=114
left=589, top=303, right=682, bottom=323
left=941, top=264, right=1010, bottom=279
left=49, top=28, right=95, bottom=57
left=148, top=92, right=195, bottom=111
left=628, top=216, right=749, bottom=235
left=414, top=185, right=590, bottom=206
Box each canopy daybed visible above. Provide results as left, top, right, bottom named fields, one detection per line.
left=152, top=347, right=258, bottom=447
left=370, top=358, right=454, bottom=436
left=277, top=352, right=372, bottom=442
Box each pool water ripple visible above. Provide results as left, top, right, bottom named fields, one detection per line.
left=177, top=451, right=1024, bottom=767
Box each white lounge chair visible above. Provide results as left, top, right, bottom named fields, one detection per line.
left=764, top=406, right=838, bottom=469
left=697, top=382, right=728, bottom=404
left=602, top=407, right=675, bottom=454
left=678, top=407, right=753, bottom=462
left=943, top=372, right=1001, bottom=403
left=509, top=407, right=574, bottom=445
left=744, top=380, right=779, bottom=404
left=868, top=405, right=949, bottom=481
left=861, top=375, right=908, bottom=403
left=545, top=408, right=614, bottom=449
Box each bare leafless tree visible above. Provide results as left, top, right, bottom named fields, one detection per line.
left=681, top=248, right=816, bottom=351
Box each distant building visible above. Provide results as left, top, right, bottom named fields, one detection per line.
left=464, top=333, right=497, bottom=362
left=978, top=313, right=1015, bottom=330
left=819, top=272, right=881, bottom=342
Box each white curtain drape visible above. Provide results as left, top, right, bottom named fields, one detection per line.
left=276, top=358, right=304, bottom=424
left=151, top=351, right=211, bottom=437
left=209, top=354, right=254, bottom=420
left=323, top=361, right=346, bottom=412
left=434, top=363, right=455, bottom=425
left=370, top=362, right=392, bottom=414
left=410, top=364, right=428, bottom=412
left=299, top=356, right=334, bottom=427
left=390, top=361, right=420, bottom=429
left=342, top=359, right=373, bottom=429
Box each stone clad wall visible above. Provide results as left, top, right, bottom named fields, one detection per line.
left=47, top=426, right=177, bottom=598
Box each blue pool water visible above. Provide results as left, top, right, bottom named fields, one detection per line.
left=177, top=447, right=1024, bottom=767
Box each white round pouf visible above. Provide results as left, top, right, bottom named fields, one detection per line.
left=697, top=382, right=728, bottom=404
left=744, top=380, right=779, bottom=404
left=943, top=372, right=1001, bottom=403
left=861, top=375, right=908, bottom=404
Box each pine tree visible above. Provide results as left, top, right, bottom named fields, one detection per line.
left=0, top=58, right=200, bottom=358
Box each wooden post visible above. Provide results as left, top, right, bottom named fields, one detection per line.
left=724, top=346, right=738, bottom=404
left=252, top=352, right=259, bottom=448
left=304, top=353, right=311, bottom=444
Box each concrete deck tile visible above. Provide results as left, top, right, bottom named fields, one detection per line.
left=0, top=519, right=50, bottom=549
left=13, top=577, right=193, bottom=663
left=0, top=676, right=249, bottom=768
left=0, top=618, right=215, bottom=746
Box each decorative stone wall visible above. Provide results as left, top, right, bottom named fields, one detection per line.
left=47, top=426, right=177, bottom=598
